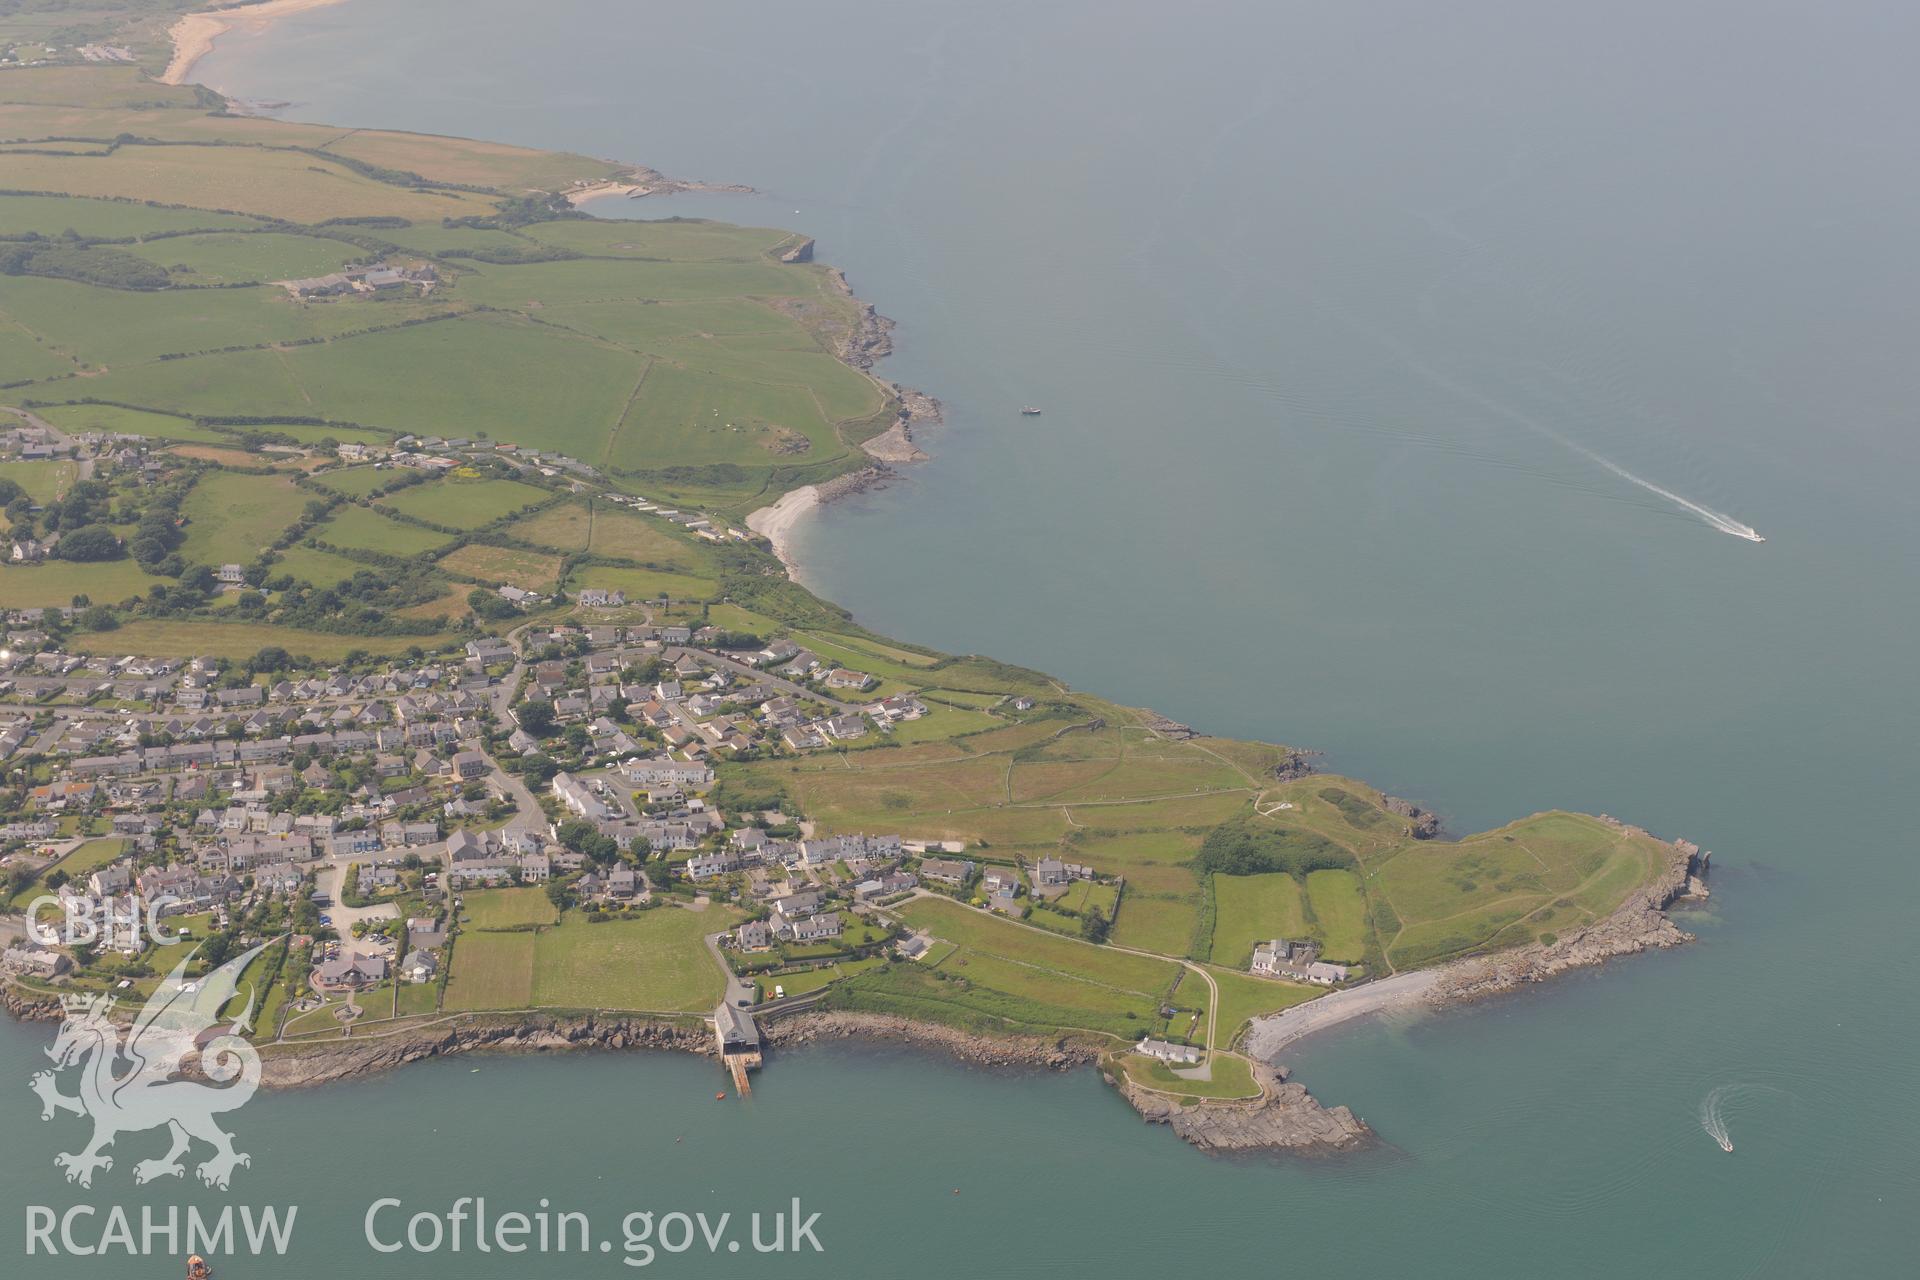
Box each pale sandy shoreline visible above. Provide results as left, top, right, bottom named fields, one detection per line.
left=1244, top=969, right=1443, bottom=1060
left=745, top=484, right=820, bottom=573
left=161, top=0, right=353, bottom=86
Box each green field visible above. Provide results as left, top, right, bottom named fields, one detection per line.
left=8, top=838, right=127, bottom=909
left=312, top=467, right=398, bottom=498
left=888, top=897, right=1187, bottom=1037
left=270, top=545, right=369, bottom=588
left=462, top=887, right=560, bottom=930
left=1207, top=967, right=1321, bottom=1044
left=439, top=543, right=564, bottom=591
left=376, top=477, right=550, bottom=529
left=312, top=505, right=453, bottom=557
left=566, top=563, right=718, bottom=603
left=0, top=459, right=78, bottom=504
left=529, top=908, right=738, bottom=1011
left=1209, top=872, right=1309, bottom=968
left=69, top=620, right=453, bottom=661
left=125, top=231, right=360, bottom=284
left=442, top=931, right=536, bottom=1011
left=31, top=404, right=233, bottom=444
left=0, top=560, right=164, bottom=608
left=1304, top=869, right=1371, bottom=962
left=179, top=470, right=303, bottom=564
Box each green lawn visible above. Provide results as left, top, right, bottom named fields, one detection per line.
left=0, top=459, right=78, bottom=504
left=9, top=838, right=127, bottom=909
left=462, top=887, right=559, bottom=930
left=529, top=907, right=738, bottom=1011
left=1117, top=1051, right=1261, bottom=1100
left=442, top=931, right=536, bottom=1011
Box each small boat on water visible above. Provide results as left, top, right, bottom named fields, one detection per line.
left=186, top=1256, right=214, bottom=1280
left=1718, top=1135, right=1734, bottom=1154
left=1020, top=406, right=1042, bottom=416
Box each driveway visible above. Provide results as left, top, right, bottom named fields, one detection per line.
left=316, top=859, right=398, bottom=940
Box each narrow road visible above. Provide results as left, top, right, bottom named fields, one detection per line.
left=704, top=931, right=753, bottom=1009
left=667, top=646, right=865, bottom=712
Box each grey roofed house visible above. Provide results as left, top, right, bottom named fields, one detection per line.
left=919, top=857, right=974, bottom=885
left=400, top=950, right=438, bottom=982
left=734, top=919, right=773, bottom=951
left=450, top=750, right=489, bottom=779
left=768, top=890, right=823, bottom=918
left=313, top=951, right=388, bottom=990
left=446, top=828, right=488, bottom=862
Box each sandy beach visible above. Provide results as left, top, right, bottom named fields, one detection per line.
left=745, top=484, right=820, bottom=572
left=162, top=0, right=352, bottom=86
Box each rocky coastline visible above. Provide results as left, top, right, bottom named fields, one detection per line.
left=1423, top=829, right=1701, bottom=1005
left=1248, top=830, right=1708, bottom=1064
left=1109, top=1060, right=1372, bottom=1156
left=761, top=1008, right=1095, bottom=1070
left=254, top=1013, right=712, bottom=1088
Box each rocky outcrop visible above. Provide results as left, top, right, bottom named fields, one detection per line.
left=1426, top=831, right=1702, bottom=1005
left=1271, top=750, right=1320, bottom=781
left=255, top=1014, right=710, bottom=1088
left=1383, top=795, right=1441, bottom=838
left=779, top=237, right=815, bottom=264
left=1110, top=1060, right=1372, bottom=1155
left=1, top=982, right=61, bottom=1024
left=762, top=1009, right=1095, bottom=1070
left=814, top=465, right=893, bottom=505
left=824, top=268, right=896, bottom=369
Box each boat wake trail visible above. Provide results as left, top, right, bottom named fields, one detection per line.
left=1572, top=449, right=1765, bottom=544
left=1332, top=315, right=1767, bottom=543
left=1701, top=1085, right=1736, bottom=1153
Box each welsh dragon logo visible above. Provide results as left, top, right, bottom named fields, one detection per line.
left=29, top=939, right=273, bottom=1189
